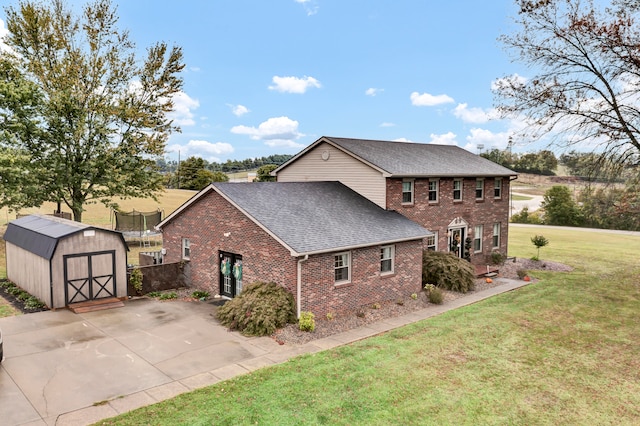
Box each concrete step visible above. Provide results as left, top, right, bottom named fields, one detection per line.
left=68, top=297, right=125, bottom=314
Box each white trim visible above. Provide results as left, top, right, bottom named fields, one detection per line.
left=334, top=251, right=351, bottom=284
left=402, top=178, right=415, bottom=205
left=380, top=244, right=395, bottom=275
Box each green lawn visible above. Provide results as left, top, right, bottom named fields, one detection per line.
left=97, top=225, right=640, bottom=425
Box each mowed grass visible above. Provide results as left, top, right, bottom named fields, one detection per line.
left=97, top=225, right=640, bottom=425
left=0, top=189, right=196, bottom=277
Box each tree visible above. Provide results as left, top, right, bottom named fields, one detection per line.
left=494, top=0, right=640, bottom=164
left=176, top=156, right=228, bottom=190
left=0, top=0, right=184, bottom=221
left=541, top=185, right=584, bottom=226
left=255, top=164, right=278, bottom=182
left=531, top=235, right=549, bottom=261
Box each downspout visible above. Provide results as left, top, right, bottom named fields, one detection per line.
left=49, top=261, right=54, bottom=309
left=296, top=255, right=309, bottom=318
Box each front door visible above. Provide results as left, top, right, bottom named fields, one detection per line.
left=448, top=228, right=466, bottom=258
left=219, top=251, right=243, bottom=298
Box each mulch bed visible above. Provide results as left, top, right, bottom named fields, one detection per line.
left=0, top=279, right=49, bottom=314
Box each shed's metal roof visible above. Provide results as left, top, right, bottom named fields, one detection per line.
left=3, top=214, right=127, bottom=260
left=212, top=181, right=431, bottom=255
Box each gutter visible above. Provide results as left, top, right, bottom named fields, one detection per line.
left=296, top=255, right=309, bottom=318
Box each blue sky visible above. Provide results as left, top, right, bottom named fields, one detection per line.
left=1, top=1, right=533, bottom=163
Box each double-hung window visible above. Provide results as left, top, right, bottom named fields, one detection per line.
left=426, top=233, right=437, bottom=251
left=494, top=178, right=502, bottom=199
left=428, top=179, right=439, bottom=202
left=334, top=252, right=351, bottom=284
left=493, top=223, right=501, bottom=248
left=475, top=179, right=484, bottom=200
left=453, top=179, right=463, bottom=201
left=402, top=180, right=414, bottom=204
left=380, top=245, right=395, bottom=274
left=474, top=225, right=483, bottom=252
left=182, top=238, right=191, bottom=260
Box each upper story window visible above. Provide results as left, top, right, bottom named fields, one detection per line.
left=182, top=238, right=191, bottom=260
left=475, top=179, right=484, bottom=200
left=402, top=179, right=414, bottom=204
left=380, top=245, right=395, bottom=274
left=334, top=252, right=351, bottom=284
left=428, top=179, right=439, bottom=203
left=494, top=178, right=502, bottom=199
left=453, top=179, right=463, bottom=201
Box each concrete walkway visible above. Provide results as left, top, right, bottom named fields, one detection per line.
left=0, top=278, right=529, bottom=426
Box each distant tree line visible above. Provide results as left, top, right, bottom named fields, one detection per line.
left=156, top=154, right=292, bottom=190
left=480, top=149, right=558, bottom=175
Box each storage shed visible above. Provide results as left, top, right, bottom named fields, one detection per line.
left=3, top=214, right=129, bottom=309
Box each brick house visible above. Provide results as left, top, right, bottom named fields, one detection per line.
left=157, top=181, right=431, bottom=317
left=274, top=136, right=517, bottom=264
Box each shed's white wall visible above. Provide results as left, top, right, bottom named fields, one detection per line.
left=277, top=142, right=387, bottom=207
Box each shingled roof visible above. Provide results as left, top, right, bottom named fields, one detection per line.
left=276, top=136, right=517, bottom=177
left=158, top=181, right=431, bottom=256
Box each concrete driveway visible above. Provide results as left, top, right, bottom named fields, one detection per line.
left=0, top=297, right=290, bottom=425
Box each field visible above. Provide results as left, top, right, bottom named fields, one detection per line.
left=0, top=189, right=196, bottom=278
left=97, top=225, right=640, bottom=425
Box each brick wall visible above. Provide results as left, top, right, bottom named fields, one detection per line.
left=161, top=189, right=425, bottom=317
left=386, top=177, right=511, bottom=264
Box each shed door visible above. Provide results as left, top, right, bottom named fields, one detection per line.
left=64, top=250, right=117, bottom=305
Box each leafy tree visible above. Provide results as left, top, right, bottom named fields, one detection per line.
left=0, top=0, right=184, bottom=221
left=531, top=235, right=549, bottom=261
left=255, top=164, right=278, bottom=182
left=541, top=185, right=583, bottom=226
left=494, top=0, right=640, bottom=165
left=176, top=156, right=228, bottom=190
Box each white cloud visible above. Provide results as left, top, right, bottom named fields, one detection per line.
left=168, top=91, right=200, bottom=126
left=393, top=138, right=413, bottom=142
left=269, top=75, right=321, bottom=94
left=380, top=122, right=395, bottom=127
left=0, top=19, right=11, bottom=53
left=295, top=0, right=319, bottom=16
left=410, top=91, right=454, bottom=107
left=366, top=88, right=383, bottom=96
left=229, top=104, right=250, bottom=117
left=231, top=116, right=305, bottom=148
left=166, top=140, right=234, bottom=163
left=428, top=132, right=458, bottom=145
left=453, top=103, right=497, bottom=124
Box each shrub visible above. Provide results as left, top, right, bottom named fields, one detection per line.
left=531, top=234, right=550, bottom=261
left=216, top=282, right=296, bottom=336
left=24, top=296, right=46, bottom=310
left=191, top=290, right=210, bottom=300
left=422, top=250, right=475, bottom=293
left=326, top=312, right=335, bottom=321
left=517, top=269, right=529, bottom=279
left=428, top=287, right=444, bottom=304
left=148, top=291, right=162, bottom=298
left=299, top=311, right=315, bottom=332
left=490, top=252, right=506, bottom=265
left=129, top=268, right=143, bottom=294
left=158, top=292, right=177, bottom=300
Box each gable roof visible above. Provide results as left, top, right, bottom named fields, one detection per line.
left=3, top=214, right=127, bottom=260
left=157, top=181, right=431, bottom=256
left=274, top=136, right=517, bottom=178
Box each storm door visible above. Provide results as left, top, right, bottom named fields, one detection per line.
left=219, top=251, right=243, bottom=298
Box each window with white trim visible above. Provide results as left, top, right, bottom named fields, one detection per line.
left=475, top=179, right=484, bottom=200
left=494, top=178, right=502, bottom=199
left=402, top=180, right=414, bottom=204
left=426, top=232, right=438, bottom=251
left=428, top=179, right=439, bottom=202
left=182, top=238, right=191, bottom=259
left=474, top=225, right=483, bottom=252
left=453, top=179, right=463, bottom=201
left=334, top=252, right=351, bottom=283
left=493, top=223, right=501, bottom=248
left=380, top=245, right=395, bottom=274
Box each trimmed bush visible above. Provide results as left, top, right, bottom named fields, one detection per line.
left=428, top=287, right=444, bottom=304
left=422, top=250, right=475, bottom=293
left=216, top=282, right=296, bottom=336
left=299, top=311, right=315, bottom=332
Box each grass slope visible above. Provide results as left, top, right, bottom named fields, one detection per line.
left=97, top=226, right=640, bottom=425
